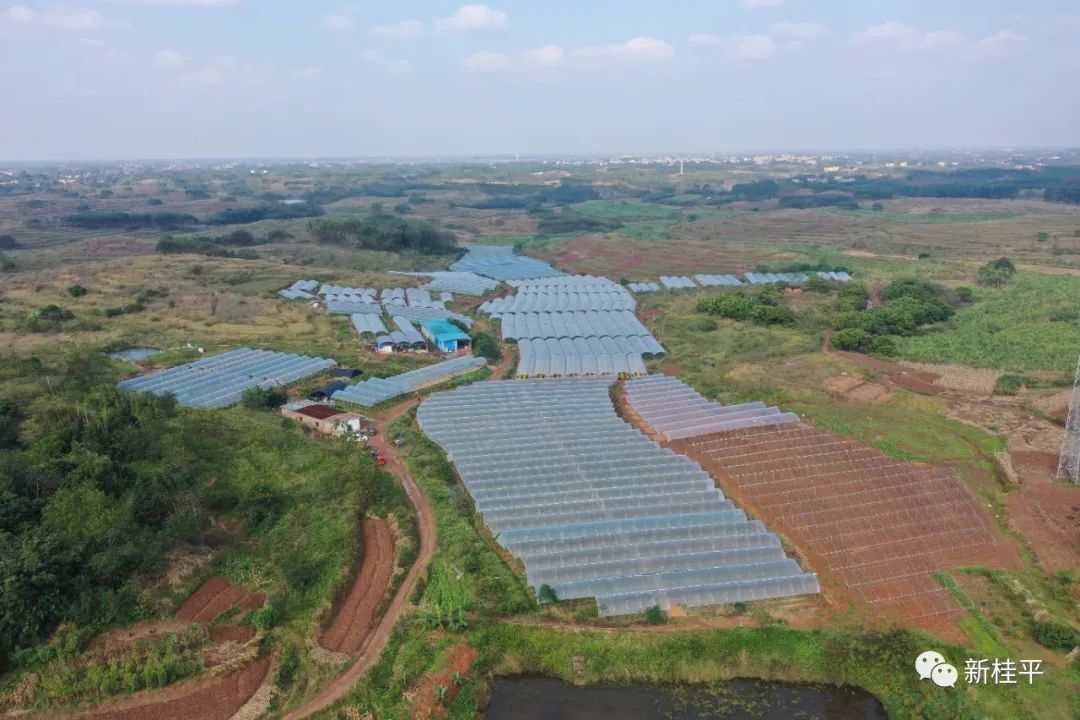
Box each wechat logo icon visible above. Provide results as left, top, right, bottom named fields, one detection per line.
left=916, top=650, right=958, bottom=688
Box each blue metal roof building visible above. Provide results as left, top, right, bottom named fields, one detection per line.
left=421, top=319, right=471, bottom=353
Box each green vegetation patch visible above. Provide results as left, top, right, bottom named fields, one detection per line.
left=831, top=209, right=1021, bottom=224
left=896, top=272, right=1080, bottom=371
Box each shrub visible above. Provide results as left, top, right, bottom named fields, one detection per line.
left=868, top=335, right=898, bottom=357
left=538, top=584, right=559, bottom=604
left=275, top=644, right=301, bottom=689
left=0, top=234, right=16, bottom=249
left=805, top=276, right=833, bottom=293
left=67, top=285, right=88, bottom=298
left=644, top=605, right=666, bottom=624
left=837, top=283, right=870, bottom=311
left=696, top=294, right=755, bottom=321
left=994, top=374, right=1035, bottom=396
left=240, top=386, right=287, bottom=410
left=831, top=328, right=871, bottom=352
left=750, top=305, right=796, bottom=325
left=977, top=257, right=1017, bottom=287
left=955, top=286, right=974, bottom=303
left=1033, top=621, right=1077, bottom=651
left=470, top=331, right=502, bottom=362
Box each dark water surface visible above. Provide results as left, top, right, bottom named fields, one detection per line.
left=484, top=676, right=888, bottom=720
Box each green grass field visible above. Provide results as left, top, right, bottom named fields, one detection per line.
left=896, top=272, right=1080, bottom=371
left=574, top=200, right=679, bottom=221
left=831, top=209, right=1022, bottom=224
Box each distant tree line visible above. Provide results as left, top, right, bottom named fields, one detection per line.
left=778, top=192, right=860, bottom=210
left=156, top=228, right=271, bottom=259
left=65, top=203, right=321, bottom=231
left=65, top=211, right=198, bottom=231
left=307, top=204, right=458, bottom=254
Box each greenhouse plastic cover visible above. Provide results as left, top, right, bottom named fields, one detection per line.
left=660, top=276, right=697, bottom=289
left=393, top=271, right=500, bottom=296
left=694, top=274, right=743, bottom=287
left=320, top=284, right=376, bottom=300
left=817, top=271, right=852, bottom=282
left=117, top=347, right=336, bottom=408
left=332, top=354, right=486, bottom=406
left=385, top=303, right=473, bottom=328
left=325, top=298, right=382, bottom=315
left=450, top=245, right=564, bottom=281
left=627, top=282, right=661, bottom=293
left=624, top=375, right=799, bottom=440
left=417, top=379, right=818, bottom=616
left=350, top=313, right=387, bottom=335
left=498, top=310, right=657, bottom=343
left=742, top=272, right=809, bottom=285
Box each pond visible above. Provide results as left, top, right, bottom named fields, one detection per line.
left=484, top=676, right=888, bottom=720
left=107, top=348, right=161, bottom=362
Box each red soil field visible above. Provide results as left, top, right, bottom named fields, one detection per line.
left=174, top=577, right=248, bottom=624
left=670, top=423, right=1018, bottom=625
left=81, top=655, right=271, bottom=720
left=409, top=643, right=479, bottom=720
left=319, top=517, right=396, bottom=654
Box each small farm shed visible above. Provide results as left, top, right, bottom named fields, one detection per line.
left=421, top=319, right=471, bottom=353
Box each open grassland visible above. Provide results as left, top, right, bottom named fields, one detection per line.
left=0, top=253, right=447, bottom=364
left=830, top=209, right=1021, bottom=224
left=897, top=272, right=1080, bottom=372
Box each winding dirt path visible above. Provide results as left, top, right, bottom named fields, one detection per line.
left=282, top=397, right=435, bottom=720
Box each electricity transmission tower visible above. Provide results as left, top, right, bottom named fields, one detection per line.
left=1055, top=355, right=1080, bottom=484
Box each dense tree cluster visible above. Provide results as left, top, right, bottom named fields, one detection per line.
left=308, top=205, right=458, bottom=254
left=696, top=288, right=796, bottom=325
left=0, top=349, right=375, bottom=671
left=830, top=279, right=964, bottom=354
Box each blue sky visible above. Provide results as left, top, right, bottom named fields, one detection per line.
left=1, top=0, right=1078, bottom=160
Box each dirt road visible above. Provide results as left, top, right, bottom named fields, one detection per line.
left=282, top=398, right=435, bottom=720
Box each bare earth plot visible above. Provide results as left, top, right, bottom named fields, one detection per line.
left=320, top=517, right=396, bottom=654
left=666, top=423, right=1019, bottom=626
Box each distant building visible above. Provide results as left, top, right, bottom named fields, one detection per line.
left=420, top=319, right=471, bottom=353
left=280, top=400, right=368, bottom=437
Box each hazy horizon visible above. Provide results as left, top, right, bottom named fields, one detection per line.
left=3, top=0, right=1079, bottom=162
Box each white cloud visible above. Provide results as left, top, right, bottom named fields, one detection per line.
left=436, top=4, right=507, bottom=33
left=461, top=50, right=508, bottom=71
left=577, top=36, right=675, bottom=63
left=522, top=44, right=564, bottom=69
left=323, top=11, right=355, bottom=31
left=361, top=49, right=412, bottom=74
left=852, top=21, right=920, bottom=47
left=371, top=19, right=424, bottom=38
left=744, top=0, right=783, bottom=7
left=733, top=34, right=776, bottom=60
left=977, top=29, right=1028, bottom=54
left=688, top=32, right=720, bottom=45
left=921, top=30, right=968, bottom=51
left=853, top=22, right=1028, bottom=57
left=152, top=49, right=187, bottom=70
left=6, top=4, right=104, bottom=32
left=772, top=21, right=826, bottom=39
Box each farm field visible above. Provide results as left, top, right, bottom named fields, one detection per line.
left=1, top=160, right=1079, bottom=720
